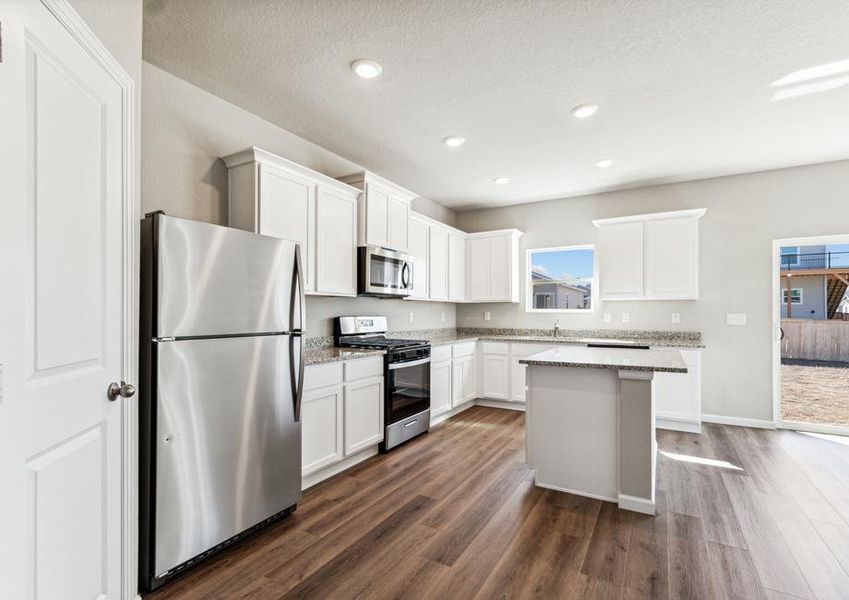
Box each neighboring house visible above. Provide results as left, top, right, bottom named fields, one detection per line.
left=531, top=269, right=590, bottom=309
left=780, top=245, right=849, bottom=319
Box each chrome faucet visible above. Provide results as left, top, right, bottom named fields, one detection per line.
left=553, top=317, right=560, bottom=338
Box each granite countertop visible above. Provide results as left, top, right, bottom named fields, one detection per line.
left=519, top=346, right=688, bottom=373
left=406, top=332, right=704, bottom=349
left=304, top=347, right=385, bottom=366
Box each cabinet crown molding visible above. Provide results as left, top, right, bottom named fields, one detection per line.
left=410, top=210, right=466, bottom=237
left=337, top=170, right=417, bottom=203
left=221, top=147, right=360, bottom=196
left=465, top=228, right=524, bottom=239
left=592, top=208, right=706, bottom=228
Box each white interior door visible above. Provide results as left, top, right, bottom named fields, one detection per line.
left=0, top=2, right=131, bottom=598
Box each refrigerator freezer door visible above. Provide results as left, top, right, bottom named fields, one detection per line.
left=156, top=214, right=298, bottom=337
left=154, top=335, right=301, bottom=576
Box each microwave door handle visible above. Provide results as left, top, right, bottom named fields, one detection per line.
left=401, top=262, right=411, bottom=288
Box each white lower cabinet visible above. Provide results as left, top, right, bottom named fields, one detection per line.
left=480, top=342, right=510, bottom=400
left=509, top=343, right=557, bottom=403
left=301, top=383, right=344, bottom=476
left=344, top=376, right=384, bottom=455
left=451, top=355, right=476, bottom=408
left=431, top=359, right=453, bottom=417
left=654, top=349, right=702, bottom=432
left=302, top=357, right=384, bottom=483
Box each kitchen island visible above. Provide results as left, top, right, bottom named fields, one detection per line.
left=520, top=346, right=687, bottom=515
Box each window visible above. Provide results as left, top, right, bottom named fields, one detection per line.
left=526, top=245, right=596, bottom=313
left=781, top=246, right=800, bottom=267
left=783, top=288, right=803, bottom=304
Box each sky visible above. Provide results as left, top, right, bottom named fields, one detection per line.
left=531, top=248, right=594, bottom=285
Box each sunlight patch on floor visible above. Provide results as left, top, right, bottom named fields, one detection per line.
left=659, top=450, right=744, bottom=471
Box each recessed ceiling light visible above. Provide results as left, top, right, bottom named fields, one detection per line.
left=571, top=103, right=598, bottom=119
left=351, top=59, right=383, bottom=79
left=443, top=136, right=466, bottom=148
left=493, top=177, right=510, bottom=185
left=595, top=159, right=614, bottom=169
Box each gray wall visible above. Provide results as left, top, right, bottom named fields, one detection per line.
left=141, top=62, right=457, bottom=336
left=780, top=275, right=826, bottom=319
left=456, top=160, right=849, bottom=421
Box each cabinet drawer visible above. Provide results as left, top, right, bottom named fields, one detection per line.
left=431, top=345, right=452, bottom=362
left=344, top=357, right=384, bottom=382
left=481, top=341, right=509, bottom=355
left=305, top=362, right=343, bottom=390
left=452, top=341, right=477, bottom=358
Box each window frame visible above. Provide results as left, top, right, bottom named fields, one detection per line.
left=782, top=288, right=803, bottom=304
left=526, top=244, right=597, bottom=314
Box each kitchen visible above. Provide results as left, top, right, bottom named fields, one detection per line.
left=2, top=1, right=849, bottom=599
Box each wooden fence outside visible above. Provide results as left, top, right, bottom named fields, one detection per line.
left=782, top=318, right=849, bottom=362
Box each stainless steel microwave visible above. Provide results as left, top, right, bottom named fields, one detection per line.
left=357, top=246, right=414, bottom=297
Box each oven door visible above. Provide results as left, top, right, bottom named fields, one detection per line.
left=359, top=246, right=413, bottom=297
left=385, top=356, right=431, bottom=424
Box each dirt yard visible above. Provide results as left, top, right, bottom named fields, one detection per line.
left=782, top=359, right=849, bottom=427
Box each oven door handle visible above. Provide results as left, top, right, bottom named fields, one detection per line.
left=388, top=357, right=431, bottom=370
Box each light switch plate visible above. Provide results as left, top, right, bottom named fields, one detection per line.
left=671, top=313, right=681, bottom=324
left=727, top=313, right=747, bottom=326
left=409, top=312, right=414, bottom=323
left=441, top=312, right=446, bottom=322
left=484, top=311, right=491, bottom=321
left=621, top=312, right=630, bottom=324
left=603, top=312, right=611, bottom=323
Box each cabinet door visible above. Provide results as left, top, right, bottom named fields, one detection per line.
left=467, top=238, right=490, bottom=301
left=316, top=187, right=356, bottom=295
left=430, top=226, right=449, bottom=300
left=462, top=356, right=477, bottom=402
left=645, top=217, right=699, bottom=299
left=451, top=359, right=465, bottom=408
left=365, top=183, right=390, bottom=247
left=448, top=231, right=465, bottom=302
left=388, top=196, right=409, bottom=251
left=258, top=165, right=316, bottom=292
left=302, top=384, right=343, bottom=475
left=431, top=360, right=452, bottom=417
left=408, top=217, right=430, bottom=299
left=489, top=236, right=511, bottom=301
left=481, top=354, right=509, bottom=400
left=655, top=351, right=701, bottom=430
left=511, top=358, right=527, bottom=403
left=344, top=377, right=384, bottom=455
left=598, top=221, right=644, bottom=299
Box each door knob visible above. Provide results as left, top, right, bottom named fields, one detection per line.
left=107, top=381, right=136, bottom=401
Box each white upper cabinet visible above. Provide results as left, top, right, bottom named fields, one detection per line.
left=597, top=221, right=644, bottom=300
left=339, top=171, right=415, bottom=252
left=448, top=231, right=465, bottom=302
left=429, top=226, right=449, bottom=301
left=465, top=230, right=523, bottom=303
left=223, top=147, right=360, bottom=297
left=408, top=215, right=430, bottom=300
left=594, top=209, right=705, bottom=301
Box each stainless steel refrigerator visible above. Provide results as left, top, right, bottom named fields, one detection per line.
left=138, top=212, right=304, bottom=591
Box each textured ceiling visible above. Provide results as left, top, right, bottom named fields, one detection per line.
left=143, top=0, right=849, bottom=210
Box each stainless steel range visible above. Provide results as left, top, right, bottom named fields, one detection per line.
left=335, top=317, right=431, bottom=451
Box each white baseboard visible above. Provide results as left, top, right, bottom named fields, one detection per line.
left=618, top=493, right=656, bottom=515
left=302, top=446, right=378, bottom=490
left=533, top=480, right=617, bottom=504
left=702, top=414, right=776, bottom=429
left=656, top=417, right=701, bottom=433
left=475, top=398, right=526, bottom=412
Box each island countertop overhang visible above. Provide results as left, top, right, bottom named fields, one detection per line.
left=519, top=346, right=688, bottom=373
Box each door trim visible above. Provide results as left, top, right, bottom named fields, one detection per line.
left=40, top=1, right=138, bottom=597
left=772, top=234, right=849, bottom=436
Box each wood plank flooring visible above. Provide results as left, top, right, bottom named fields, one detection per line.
left=148, top=406, right=849, bottom=599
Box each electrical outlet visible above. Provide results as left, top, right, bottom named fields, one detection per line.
left=603, top=312, right=611, bottom=324
left=671, top=313, right=681, bottom=324
left=484, top=311, right=491, bottom=322
left=621, top=312, right=631, bottom=324
left=409, top=312, right=414, bottom=323
left=726, top=313, right=747, bottom=326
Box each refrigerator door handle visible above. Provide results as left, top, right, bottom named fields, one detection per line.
left=290, top=245, right=306, bottom=421
left=290, top=332, right=304, bottom=422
